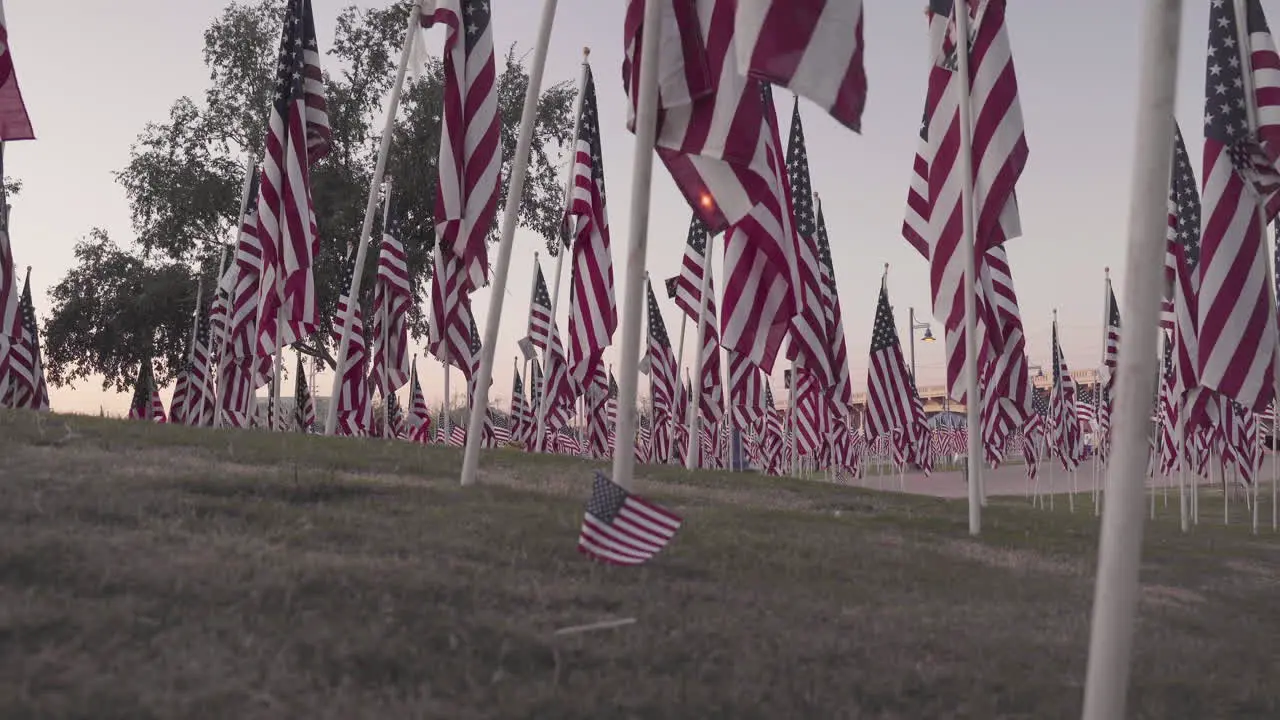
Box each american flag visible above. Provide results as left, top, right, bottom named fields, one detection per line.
left=220, top=171, right=271, bottom=428
left=1197, top=0, right=1280, bottom=414
left=646, top=279, right=679, bottom=462
left=0, top=3, right=34, bottom=141
left=5, top=267, right=46, bottom=410
left=331, top=247, right=369, bottom=436
left=527, top=263, right=573, bottom=444
left=128, top=361, right=154, bottom=421
left=170, top=368, right=189, bottom=426
left=1049, top=318, right=1083, bottom=470
left=428, top=238, right=473, bottom=375
left=733, top=0, right=867, bottom=133
left=254, top=0, right=331, bottom=360
left=421, top=0, right=501, bottom=293
left=183, top=300, right=215, bottom=426
left=294, top=352, right=315, bottom=432
left=1102, top=280, right=1121, bottom=377
left=408, top=360, right=433, bottom=444
left=585, top=362, right=611, bottom=459
left=1158, top=333, right=1179, bottom=475
left=815, top=200, right=852, bottom=416
left=509, top=361, right=527, bottom=446
left=491, top=409, right=512, bottom=445
left=783, top=97, right=832, bottom=387
left=864, top=279, right=925, bottom=443
left=465, top=312, right=496, bottom=448
left=1168, top=125, right=1205, bottom=420
left=566, top=63, right=617, bottom=387
left=623, top=0, right=800, bottom=375
left=371, top=201, right=412, bottom=398
left=728, top=348, right=765, bottom=431
left=383, top=390, right=406, bottom=440
left=578, top=471, right=682, bottom=566
left=667, top=215, right=725, bottom=428
left=903, top=0, right=1027, bottom=354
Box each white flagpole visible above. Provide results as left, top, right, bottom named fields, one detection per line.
left=1081, top=1, right=1181, bottom=716
left=686, top=257, right=715, bottom=470
left=608, top=0, right=663, bottom=492
left=952, top=0, right=982, bottom=535
left=379, top=176, right=393, bottom=439
left=325, top=4, right=419, bottom=435
left=460, top=0, right=560, bottom=484
left=212, top=163, right=255, bottom=429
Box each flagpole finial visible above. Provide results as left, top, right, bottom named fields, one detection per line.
left=583, top=47, right=590, bottom=59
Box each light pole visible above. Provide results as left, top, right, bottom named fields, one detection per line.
left=908, top=306, right=935, bottom=387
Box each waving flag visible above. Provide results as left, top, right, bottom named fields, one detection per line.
left=0, top=2, right=34, bottom=141
left=578, top=472, right=682, bottom=566
left=254, top=0, right=332, bottom=359
left=421, top=0, right=501, bottom=293
left=331, top=247, right=369, bottom=436
left=371, top=204, right=412, bottom=397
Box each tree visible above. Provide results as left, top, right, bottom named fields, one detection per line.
left=44, top=0, right=574, bottom=390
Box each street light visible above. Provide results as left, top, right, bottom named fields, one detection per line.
left=908, top=307, right=934, bottom=385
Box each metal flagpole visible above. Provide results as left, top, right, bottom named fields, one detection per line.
left=326, top=4, right=420, bottom=435
left=379, top=176, right=393, bottom=439
left=952, top=0, right=982, bottom=535
left=608, top=0, right=663, bottom=492
left=686, top=257, right=715, bottom=470
left=460, top=0, right=560, bottom=484
left=1081, top=1, right=1181, bottom=716
left=212, top=163, right=255, bottom=429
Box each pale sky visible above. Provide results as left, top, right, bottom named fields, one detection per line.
left=2, top=1, right=1251, bottom=415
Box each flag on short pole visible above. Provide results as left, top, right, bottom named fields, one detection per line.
left=4, top=267, right=46, bottom=410
left=295, top=352, right=315, bottom=432
left=578, top=471, right=682, bottom=565
left=184, top=300, right=215, bottom=426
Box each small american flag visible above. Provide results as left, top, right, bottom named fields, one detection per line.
left=0, top=3, right=34, bottom=141
left=331, top=246, right=370, bottom=437
left=408, top=360, right=433, bottom=443
left=1197, top=0, right=1280, bottom=413
left=1102, top=280, right=1121, bottom=379
left=578, top=471, right=682, bottom=566
left=1049, top=318, right=1083, bottom=470
left=421, top=0, right=501, bottom=294
left=254, top=0, right=332, bottom=359
left=864, top=278, right=924, bottom=443
left=183, top=300, right=215, bottom=426
left=5, top=267, right=46, bottom=410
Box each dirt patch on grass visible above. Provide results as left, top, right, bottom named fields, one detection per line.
left=1142, top=584, right=1206, bottom=609
left=936, top=539, right=1089, bottom=577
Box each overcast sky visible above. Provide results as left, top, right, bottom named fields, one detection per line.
left=2, top=1, right=1249, bottom=415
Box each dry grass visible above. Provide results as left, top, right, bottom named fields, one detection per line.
left=0, top=409, right=1278, bottom=719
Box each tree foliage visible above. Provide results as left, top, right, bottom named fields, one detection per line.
left=44, top=0, right=574, bottom=390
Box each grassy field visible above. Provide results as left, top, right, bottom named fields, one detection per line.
left=0, top=409, right=1276, bottom=719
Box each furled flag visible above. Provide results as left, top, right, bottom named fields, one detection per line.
left=527, top=262, right=574, bottom=445
left=903, top=0, right=1028, bottom=400
left=466, top=311, right=496, bottom=448
left=183, top=300, right=215, bottom=426
left=408, top=359, right=433, bottom=443
left=1102, top=279, right=1121, bottom=382
left=371, top=201, right=412, bottom=397
left=566, top=63, right=616, bottom=386
left=294, top=352, right=315, bottom=432
left=783, top=98, right=832, bottom=386
left=331, top=247, right=369, bottom=436
left=0, top=2, right=34, bottom=141
left=864, top=277, right=925, bottom=443
left=578, top=471, right=682, bottom=566
left=1197, top=0, right=1280, bottom=413
left=667, top=215, right=724, bottom=426
left=128, top=362, right=155, bottom=421
left=622, top=0, right=800, bottom=375
left=1168, top=124, right=1204, bottom=420
left=4, top=267, right=46, bottom=410
left=254, top=0, right=332, bottom=359
left=221, top=170, right=271, bottom=428
left=421, top=0, right=501, bottom=292
left=170, top=367, right=189, bottom=426
left=1158, top=333, right=1179, bottom=475
left=1049, top=317, right=1083, bottom=470
left=428, top=237, right=473, bottom=375
left=815, top=200, right=852, bottom=416
left=646, top=279, right=679, bottom=463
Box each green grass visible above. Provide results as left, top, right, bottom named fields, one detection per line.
left=0, top=408, right=1276, bottom=719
